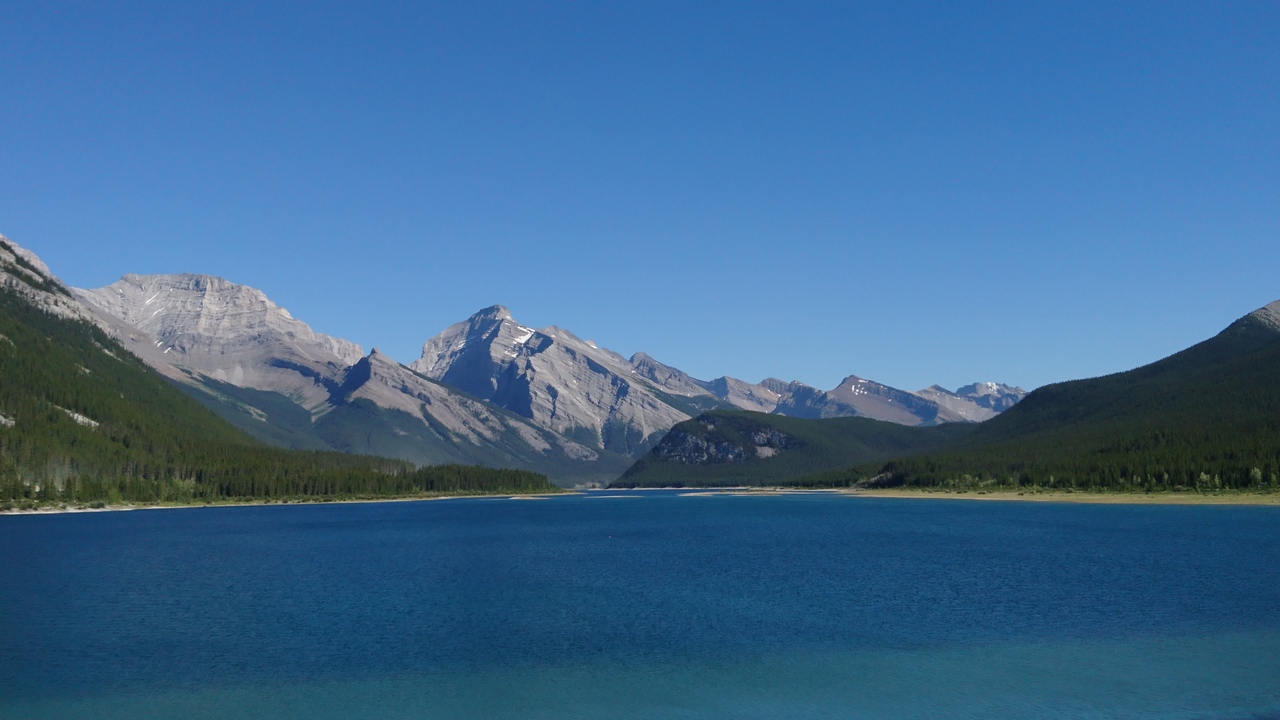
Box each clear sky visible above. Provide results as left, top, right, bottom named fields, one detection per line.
left=2, top=2, right=1277, bottom=392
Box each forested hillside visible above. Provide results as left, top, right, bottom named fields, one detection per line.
left=613, top=410, right=972, bottom=487
left=0, top=287, right=556, bottom=507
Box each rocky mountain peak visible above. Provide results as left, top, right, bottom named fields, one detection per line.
left=461, top=304, right=515, bottom=328
left=411, top=305, right=715, bottom=455
left=914, top=382, right=1028, bottom=421
left=629, top=352, right=714, bottom=397
left=1248, top=300, right=1280, bottom=332
left=954, top=381, right=1027, bottom=398
left=703, top=376, right=783, bottom=414
left=759, top=378, right=793, bottom=395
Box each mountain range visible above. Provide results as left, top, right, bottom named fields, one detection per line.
left=5, top=234, right=1026, bottom=485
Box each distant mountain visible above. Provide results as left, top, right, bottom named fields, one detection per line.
left=711, top=375, right=1027, bottom=427
left=770, top=375, right=953, bottom=425
left=699, top=376, right=783, bottom=414
left=913, top=382, right=1027, bottom=422
left=75, top=277, right=623, bottom=485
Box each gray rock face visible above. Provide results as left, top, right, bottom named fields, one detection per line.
left=766, top=376, right=950, bottom=426
left=649, top=418, right=794, bottom=465
left=411, top=306, right=720, bottom=456
left=915, top=382, right=1028, bottom=422
left=344, top=349, right=599, bottom=462
left=0, top=236, right=100, bottom=325
left=735, top=375, right=1027, bottom=427
left=701, top=376, right=782, bottom=414
left=825, top=375, right=959, bottom=425
left=75, top=274, right=363, bottom=413
left=1248, top=300, right=1280, bottom=332
left=630, top=352, right=718, bottom=398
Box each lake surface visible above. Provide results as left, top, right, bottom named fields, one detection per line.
left=2, top=491, right=1279, bottom=719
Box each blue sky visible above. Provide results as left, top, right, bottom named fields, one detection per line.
left=2, top=1, right=1277, bottom=392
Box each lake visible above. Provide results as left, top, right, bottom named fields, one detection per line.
left=2, top=491, right=1279, bottom=719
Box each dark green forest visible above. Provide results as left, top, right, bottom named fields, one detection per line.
left=0, top=288, right=556, bottom=508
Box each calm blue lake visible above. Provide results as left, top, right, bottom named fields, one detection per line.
left=2, top=491, right=1279, bottom=719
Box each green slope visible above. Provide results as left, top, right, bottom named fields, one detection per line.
left=613, top=410, right=973, bottom=487
left=805, top=308, right=1280, bottom=491
left=0, top=287, right=556, bottom=505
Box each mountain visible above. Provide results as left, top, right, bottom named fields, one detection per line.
left=410, top=306, right=731, bottom=456
left=725, top=376, right=1027, bottom=426
left=771, top=376, right=957, bottom=425
left=74, top=273, right=363, bottom=409
left=699, top=376, right=783, bottom=414
left=74, top=276, right=623, bottom=485
left=0, top=235, right=555, bottom=504
left=311, top=349, right=618, bottom=474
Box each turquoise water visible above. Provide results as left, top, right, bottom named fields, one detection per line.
left=2, top=492, right=1279, bottom=719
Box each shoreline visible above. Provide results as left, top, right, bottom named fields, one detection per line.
left=0, top=490, right=575, bottom=516
left=7, top=487, right=1279, bottom=514
left=844, top=488, right=1280, bottom=505
left=644, top=487, right=1280, bottom=506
